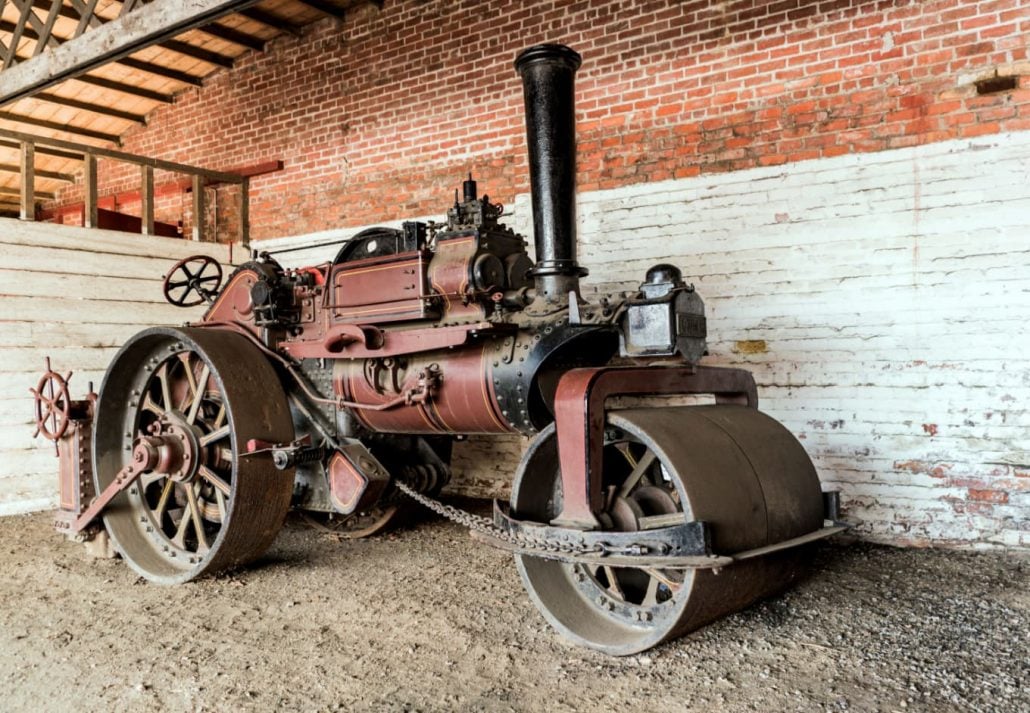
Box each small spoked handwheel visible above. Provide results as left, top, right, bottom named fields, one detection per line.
left=163, top=255, right=223, bottom=307
left=30, top=358, right=72, bottom=442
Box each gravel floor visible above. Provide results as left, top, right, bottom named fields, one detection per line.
left=0, top=507, right=1027, bottom=713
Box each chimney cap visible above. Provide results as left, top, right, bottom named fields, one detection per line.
left=514, top=44, right=582, bottom=74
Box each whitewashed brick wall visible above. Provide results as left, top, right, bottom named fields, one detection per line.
left=264, top=132, right=1030, bottom=549
left=0, top=221, right=234, bottom=515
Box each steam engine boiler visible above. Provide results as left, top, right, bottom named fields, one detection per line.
left=35, top=44, right=844, bottom=655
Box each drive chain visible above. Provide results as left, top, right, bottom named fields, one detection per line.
left=394, top=480, right=605, bottom=556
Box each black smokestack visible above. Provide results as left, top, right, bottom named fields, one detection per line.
left=514, top=44, right=587, bottom=300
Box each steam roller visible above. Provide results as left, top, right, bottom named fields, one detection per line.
left=34, top=43, right=845, bottom=654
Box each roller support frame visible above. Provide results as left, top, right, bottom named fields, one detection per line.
left=551, top=364, right=759, bottom=528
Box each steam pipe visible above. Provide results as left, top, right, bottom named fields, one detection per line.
left=514, top=43, right=587, bottom=301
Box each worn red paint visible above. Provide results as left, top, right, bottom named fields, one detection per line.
left=922, top=423, right=939, bottom=436
left=967, top=489, right=1009, bottom=504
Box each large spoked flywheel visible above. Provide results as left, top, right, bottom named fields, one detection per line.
left=511, top=405, right=824, bottom=655
left=93, top=327, right=295, bottom=584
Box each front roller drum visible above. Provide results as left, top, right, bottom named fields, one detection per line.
left=511, top=404, right=824, bottom=655
left=93, top=327, right=295, bottom=584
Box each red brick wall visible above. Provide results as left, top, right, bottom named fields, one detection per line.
left=55, top=0, right=1030, bottom=241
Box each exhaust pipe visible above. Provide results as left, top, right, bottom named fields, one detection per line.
left=514, top=44, right=587, bottom=302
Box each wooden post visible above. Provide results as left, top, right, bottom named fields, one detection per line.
left=140, top=164, right=154, bottom=235
left=83, top=152, right=98, bottom=228
left=192, top=173, right=205, bottom=241
left=239, top=178, right=249, bottom=245
left=19, top=140, right=33, bottom=220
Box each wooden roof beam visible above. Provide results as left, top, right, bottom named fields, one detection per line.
left=34, top=91, right=147, bottom=123
left=0, top=161, right=74, bottom=181
left=196, top=22, right=267, bottom=51
left=73, top=74, right=174, bottom=104
left=158, top=38, right=236, bottom=69
left=0, top=110, right=121, bottom=143
left=238, top=8, right=304, bottom=36
left=0, top=184, right=55, bottom=200
left=0, top=0, right=262, bottom=105
left=295, top=0, right=347, bottom=19
left=0, top=137, right=81, bottom=159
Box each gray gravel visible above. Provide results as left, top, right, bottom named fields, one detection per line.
left=0, top=507, right=1026, bottom=712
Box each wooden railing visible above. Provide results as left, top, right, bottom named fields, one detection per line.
left=1, top=127, right=249, bottom=242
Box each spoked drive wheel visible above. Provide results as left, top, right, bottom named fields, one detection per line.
left=299, top=503, right=402, bottom=539
left=93, top=327, right=294, bottom=584
left=511, top=405, right=824, bottom=655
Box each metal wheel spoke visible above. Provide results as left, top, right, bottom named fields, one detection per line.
left=642, top=568, right=682, bottom=592
left=199, top=465, right=231, bottom=496
left=186, top=364, right=210, bottom=424
left=199, top=425, right=229, bottom=446
left=141, top=393, right=164, bottom=416
left=157, top=364, right=173, bottom=411
left=154, top=479, right=175, bottom=521
left=617, top=448, right=656, bottom=499
left=213, top=403, right=226, bottom=429
left=170, top=498, right=192, bottom=548
left=140, top=470, right=165, bottom=489
left=214, top=489, right=227, bottom=520
left=642, top=573, right=661, bottom=606
left=178, top=353, right=198, bottom=410
left=615, top=442, right=637, bottom=468
left=185, top=484, right=209, bottom=552
left=603, top=565, right=625, bottom=601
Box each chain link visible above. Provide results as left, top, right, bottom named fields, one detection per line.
left=394, top=480, right=605, bottom=556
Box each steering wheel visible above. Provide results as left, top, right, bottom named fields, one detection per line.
left=163, top=255, right=224, bottom=307
left=30, top=358, right=72, bottom=442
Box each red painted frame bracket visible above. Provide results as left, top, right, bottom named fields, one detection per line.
left=551, top=365, right=758, bottom=529
left=70, top=462, right=143, bottom=534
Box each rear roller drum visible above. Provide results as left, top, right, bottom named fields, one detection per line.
left=511, top=405, right=824, bottom=655
left=93, top=327, right=295, bottom=584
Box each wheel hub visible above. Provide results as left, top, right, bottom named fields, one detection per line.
left=140, top=414, right=203, bottom=484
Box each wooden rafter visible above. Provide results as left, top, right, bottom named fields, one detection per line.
left=0, top=160, right=73, bottom=181
left=295, top=0, right=347, bottom=19
left=239, top=7, right=304, bottom=35
left=196, top=22, right=266, bottom=51
left=0, top=137, right=80, bottom=159
left=0, top=110, right=121, bottom=143
left=73, top=74, right=174, bottom=103
left=34, top=91, right=146, bottom=124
